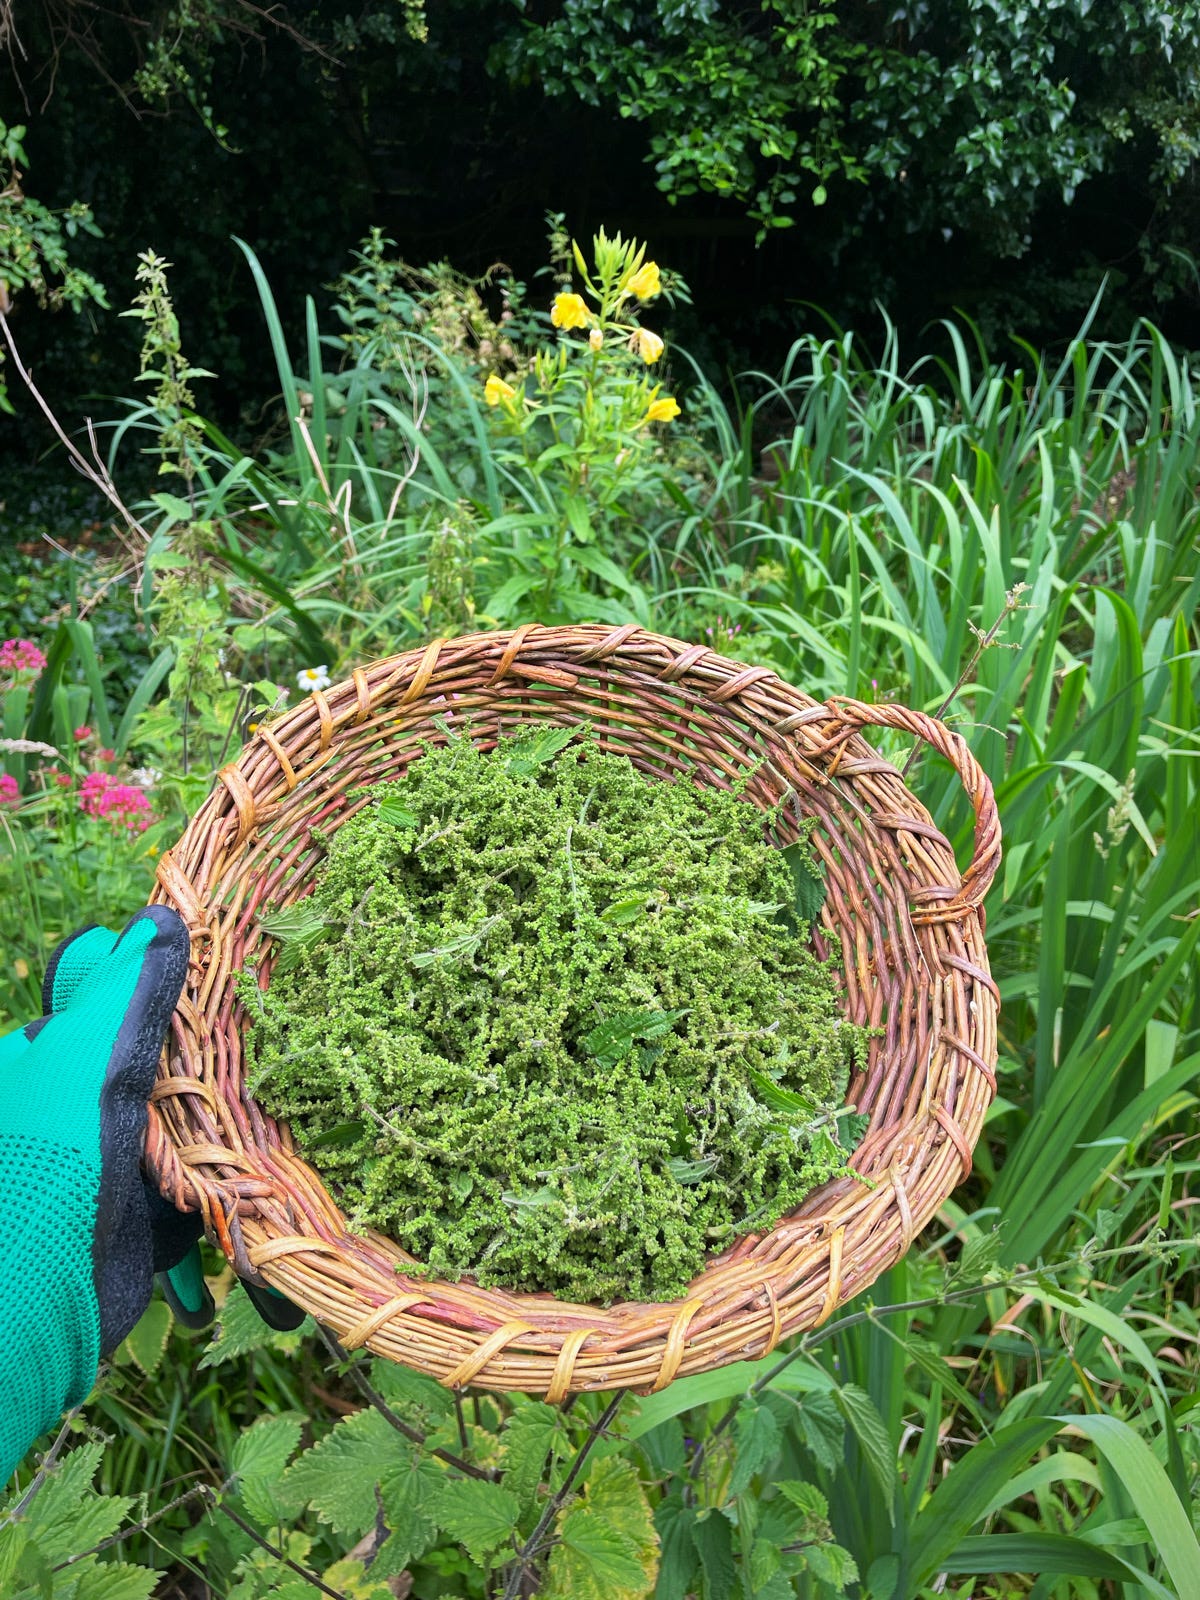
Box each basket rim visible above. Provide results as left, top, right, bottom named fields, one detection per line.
left=147, top=623, right=1000, bottom=1396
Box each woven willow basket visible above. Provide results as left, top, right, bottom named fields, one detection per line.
left=145, top=623, right=1000, bottom=1399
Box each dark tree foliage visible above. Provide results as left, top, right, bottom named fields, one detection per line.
left=3, top=0, right=1199, bottom=455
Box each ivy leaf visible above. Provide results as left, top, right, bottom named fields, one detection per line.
left=728, top=1398, right=782, bottom=1498
left=833, top=1384, right=897, bottom=1520
left=281, top=1409, right=411, bottom=1535
left=501, top=1400, right=565, bottom=1507
left=430, top=1478, right=520, bottom=1566
left=583, top=1008, right=689, bottom=1068
left=505, top=722, right=583, bottom=776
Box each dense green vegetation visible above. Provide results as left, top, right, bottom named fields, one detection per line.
left=0, top=208, right=1197, bottom=1595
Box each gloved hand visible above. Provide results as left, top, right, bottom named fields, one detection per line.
left=0, top=908, right=202, bottom=1481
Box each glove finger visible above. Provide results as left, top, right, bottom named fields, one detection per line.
left=240, top=1278, right=308, bottom=1332
left=95, top=1170, right=154, bottom=1357
left=145, top=1176, right=204, bottom=1274
left=158, top=1245, right=216, bottom=1331
left=42, top=924, right=118, bottom=1016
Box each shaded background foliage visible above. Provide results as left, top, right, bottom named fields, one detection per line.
left=4, top=0, right=1200, bottom=465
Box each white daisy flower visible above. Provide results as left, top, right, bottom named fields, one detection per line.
left=297, top=665, right=332, bottom=692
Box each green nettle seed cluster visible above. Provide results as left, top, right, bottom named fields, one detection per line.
left=243, top=734, right=868, bottom=1304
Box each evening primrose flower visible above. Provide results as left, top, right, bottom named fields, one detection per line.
left=550, top=292, right=590, bottom=330
left=484, top=374, right=516, bottom=407
left=626, top=261, right=662, bottom=300
left=633, top=328, right=664, bottom=364
left=642, top=394, right=681, bottom=425
left=297, top=665, right=332, bottom=692
left=588, top=327, right=603, bottom=352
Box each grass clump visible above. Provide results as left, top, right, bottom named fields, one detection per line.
left=244, top=731, right=867, bottom=1304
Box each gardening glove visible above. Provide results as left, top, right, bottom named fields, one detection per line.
left=0, top=908, right=203, bottom=1482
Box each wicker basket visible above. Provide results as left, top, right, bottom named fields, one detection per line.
left=146, top=624, right=1000, bottom=1398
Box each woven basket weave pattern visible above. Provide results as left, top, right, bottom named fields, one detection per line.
left=146, top=624, right=1000, bottom=1398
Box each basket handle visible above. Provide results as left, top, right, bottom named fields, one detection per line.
left=824, top=698, right=1002, bottom=919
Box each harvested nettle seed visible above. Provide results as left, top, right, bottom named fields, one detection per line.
left=241, top=728, right=869, bottom=1304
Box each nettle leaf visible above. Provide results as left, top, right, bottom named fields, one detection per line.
left=281, top=1408, right=411, bottom=1535
left=19, top=1444, right=137, bottom=1567
left=369, top=1358, right=456, bottom=1424
left=258, top=902, right=334, bottom=971
left=793, top=1391, right=845, bottom=1474
left=231, top=1413, right=305, bottom=1526
left=430, top=1478, right=520, bottom=1566
left=378, top=795, right=418, bottom=828
left=199, top=1285, right=310, bottom=1367
left=582, top=1459, right=659, bottom=1587
left=804, top=1541, right=860, bottom=1590
left=601, top=893, right=657, bottom=925
left=505, top=722, right=584, bottom=776
left=666, top=1155, right=720, bottom=1185
left=728, top=1399, right=782, bottom=1498
left=691, top=1509, right=736, bottom=1600
left=584, top=1008, right=689, bottom=1068
left=501, top=1400, right=565, bottom=1506
left=780, top=839, right=826, bottom=927
left=745, top=1066, right=817, bottom=1119
left=376, top=1456, right=444, bottom=1579
left=69, top=1565, right=159, bottom=1600
left=834, top=1384, right=897, bottom=1517
left=653, top=1493, right=698, bottom=1600
left=544, top=1509, right=647, bottom=1600
left=308, top=1119, right=366, bottom=1149
left=119, top=1298, right=173, bottom=1377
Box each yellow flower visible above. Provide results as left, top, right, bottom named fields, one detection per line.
left=626, top=261, right=662, bottom=300
left=588, top=327, right=603, bottom=352
left=551, top=292, right=590, bottom=330
left=484, top=373, right=516, bottom=407
left=643, top=395, right=681, bottom=425
left=634, top=328, right=664, bottom=364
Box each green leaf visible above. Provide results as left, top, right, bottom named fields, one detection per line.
left=308, top=1120, right=366, bottom=1148
left=546, top=1507, right=647, bottom=1600
left=430, top=1478, right=520, bottom=1566
left=199, top=1285, right=310, bottom=1367
left=834, top=1384, right=897, bottom=1519
left=73, top=1563, right=164, bottom=1599
left=744, top=1066, right=817, bottom=1118
left=1063, top=1414, right=1200, bottom=1600
left=376, top=1456, right=444, bottom=1579
left=257, top=902, right=335, bottom=971
left=378, top=795, right=418, bottom=828
left=281, top=1409, right=411, bottom=1535
left=793, top=1390, right=845, bottom=1474
left=501, top=1400, right=564, bottom=1506
left=939, top=1533, right=1172, bottom=1593
left=231, top=1413, right=305, bottom=1524
left=691, top=1510, right=735, bottom=1600
left=583, top=1008, right=689, bottom=1068
left=504, top=721, right=585, bottom=776
left=728, top=1399, right=781, bottom=1498
left=780, top=840, right=826, bottom=925
left=653, top=1494, right=698, bottom=1600
left=666, top=1155, right=720, bottom=1185
left=120, top=1298, right=173, bottom=1377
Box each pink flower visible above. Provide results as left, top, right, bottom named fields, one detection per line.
left=95, top=747, right=116, bottom=763
left=0, top=773, right=19, bottom=807
left=0, top=639, right=47, bottom=675
left=53, top=771, right=73, bottom=789
left=74, top=726, right=93, bottom=743
left=79, top=772, right=156, bottom=833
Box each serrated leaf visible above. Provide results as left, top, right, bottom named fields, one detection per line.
left=653, top=1494, right=698, bottom=1600
left=505, top=722, right=583, bottom=776
left=378, top=796, right=418, bottom=828
left=199, top=1285, right=310, bottom=1367
left=745, top=1066, right=817, bottom=1118
left=72, top=1564, right=160, bottom=1600
left=21, top=1445, right=136, bottom=1566
left=501, top=1401, right=564, bottom=1506
left=369, top=1359, right=455, bottom=1422
left=544, top=1507, right=648, bottom=1600
left=583, top=1008, right=689, bottom=1068
left=793, top=1391, right=845, bottom=1474
left=666, top=1155, right=720, bottom=1185
left=804, top=1542, right=860, bottom=1589
left=308, top=1119, right=366, bottom=1148
left=834, top=1384, right=897, bottom=1519
left=231, top=1413, right=305, bottom=1524
left=120, top=1299, right=172, bottom=1377
left=601, top=893, right=656, bottom=925
left=257, top=902, right=334, bottom=970
left=431, top=1477, right=520, bottom=1565
left=728, top=1400, right=781, bottom=1498
left=691, top=1509, right=735, bottom=1600
left=282, top=1408, right=411, bottom=1535
left=780, top=840, right=826, bottom=925
left=582, top=1458, right=659, bottom=1589
left=376, top=1456, right=443, bottom=1579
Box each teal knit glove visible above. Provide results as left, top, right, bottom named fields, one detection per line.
left=0, top=908, right=194, bottom=1483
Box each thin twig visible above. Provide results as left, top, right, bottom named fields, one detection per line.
left=0, top=1407, right=82, bottom=1529
left=209, top=1488, right=352, bottom=1599
left=52, top=1476, right=219, bottom=1569
left=316, top=1325, right=497, bottom=1481
left=500, top=1393, right=625, bottom=1600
